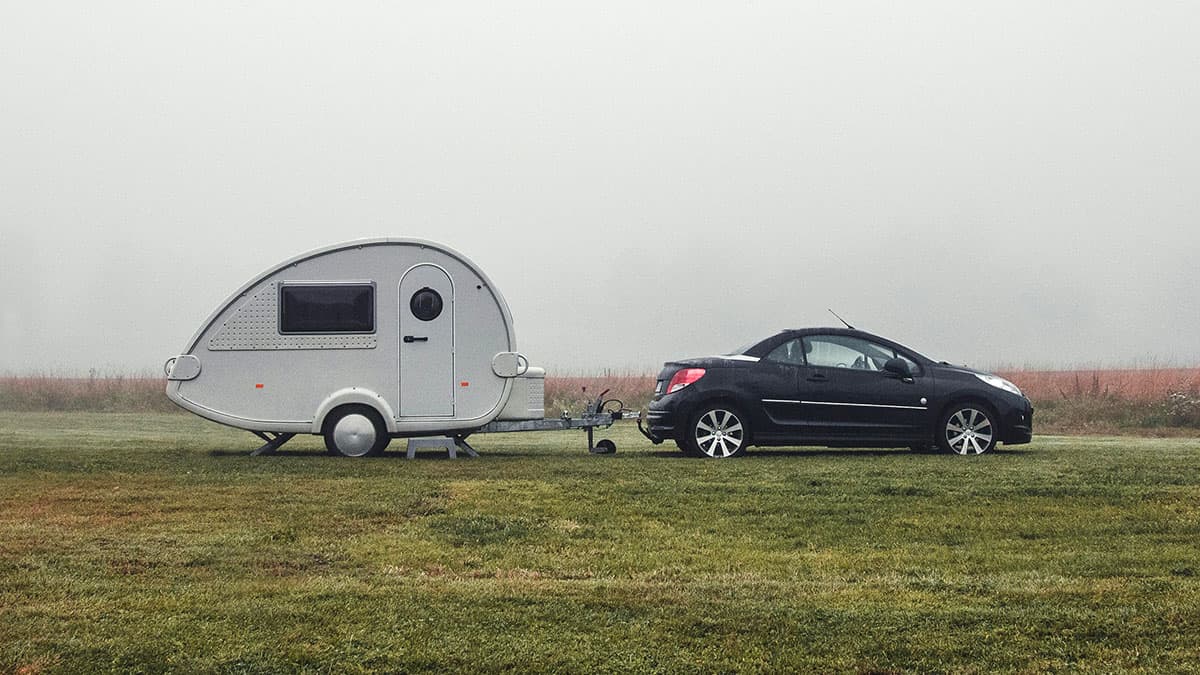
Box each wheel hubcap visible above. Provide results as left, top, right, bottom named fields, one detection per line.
left=946, top=408, right=993, bottom=455
left=695, top=409, right=743, bottom=458
left=333, top=414, right=376, bottom=456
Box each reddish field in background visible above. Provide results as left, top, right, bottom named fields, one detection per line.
left=997, top=368, right=1200, bottom=402
left=3, top=369, right=1200, bottom=434
left=4, top=369, right=1200, bottom=411
left=543, top=374, right=656, bottom=413
left=0, top=376, right=177, bottom=413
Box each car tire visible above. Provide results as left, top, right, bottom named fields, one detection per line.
left=936, top=403, right=998, bottom=455
left=323, top=405, right=390, bottom=457
left=684, top=404, right=749, bottom=459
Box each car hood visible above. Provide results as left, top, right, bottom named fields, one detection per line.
left=933, top=363, right=996, bottom=377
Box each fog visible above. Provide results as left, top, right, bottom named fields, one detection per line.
left=2, top=1, right=1198, bottom=374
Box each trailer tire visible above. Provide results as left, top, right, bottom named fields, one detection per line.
left=323, top=405, right=390, bottom=457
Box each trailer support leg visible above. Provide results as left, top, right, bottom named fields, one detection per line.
left=250, top=432, right=295, bottom=456
left=454, top=435, right=479, bottom=458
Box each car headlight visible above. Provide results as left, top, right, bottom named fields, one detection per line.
left=975, top=373, right=1023, bottom=397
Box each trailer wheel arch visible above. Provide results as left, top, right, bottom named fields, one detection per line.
left=312, top=388, right=397, bottom=434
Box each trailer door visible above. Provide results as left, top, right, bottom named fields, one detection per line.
left=399, top=264, right=455, bottom=417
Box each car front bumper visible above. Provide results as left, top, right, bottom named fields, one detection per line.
left=999, top=398, right=1034, bottom=445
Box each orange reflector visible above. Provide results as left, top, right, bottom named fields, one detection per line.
left=460, top=381, right=469, bottom=387
left=255, top=383, right=264, bottom=389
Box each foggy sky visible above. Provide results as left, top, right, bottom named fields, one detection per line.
left=2, top=1, right=1198, bottom=374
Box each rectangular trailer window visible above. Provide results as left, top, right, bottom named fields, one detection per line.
left=279, top=283, right=375, bottom=334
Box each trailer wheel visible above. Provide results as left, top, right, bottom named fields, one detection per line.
left=323, top=405, right=390, bottom=457
left=591, top=439, right=616, bottom=454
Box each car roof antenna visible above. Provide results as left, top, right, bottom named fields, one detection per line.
left=827, top=308, right=855, bottom=330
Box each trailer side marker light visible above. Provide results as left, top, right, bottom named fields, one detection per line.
left=255, top=383, right=264, bottom=389
left=460, top=381, right=469, bottom=387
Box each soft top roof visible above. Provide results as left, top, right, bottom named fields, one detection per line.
left=745, top=327, right=933, bottom=364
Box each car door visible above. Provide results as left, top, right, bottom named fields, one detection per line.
left=796, top=334, right=932, bottom=441
left=742, top=338, right=806, bottom=436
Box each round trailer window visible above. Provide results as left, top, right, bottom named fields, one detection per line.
left=410, top=288, right=443, bottom=321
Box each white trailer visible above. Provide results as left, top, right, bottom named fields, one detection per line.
left=164, top=238, right=623, bottom=457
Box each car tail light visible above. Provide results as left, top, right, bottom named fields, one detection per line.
left=666, top=368, right=706, bottom=394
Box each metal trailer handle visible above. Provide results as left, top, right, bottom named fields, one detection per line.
left=515, top=354, right=529, bottom=376
left=403, top=335, right=429, bottom=343
left=163, top=358, right=177, bottom=377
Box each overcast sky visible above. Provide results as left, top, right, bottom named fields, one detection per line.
left=2, top=1, right=1198, bottom=375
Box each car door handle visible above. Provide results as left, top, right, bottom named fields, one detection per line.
left=403, top=335, right=428, bottom=343
left=806, top=373, right=828, bottom=382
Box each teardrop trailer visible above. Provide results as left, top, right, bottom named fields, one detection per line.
left=164, top=238, right=629, bottom=457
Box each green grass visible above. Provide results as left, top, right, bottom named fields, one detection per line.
left=2, top=413, right=1199, bottom=673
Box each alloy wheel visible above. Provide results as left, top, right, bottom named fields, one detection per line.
left=945, top=407, right=994, bottom=455
left=693, top=408, right=745, bottom=458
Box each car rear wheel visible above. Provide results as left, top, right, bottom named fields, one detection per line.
left=685, top=405, right=748, bottom=459
left=937, top=404, right=997, bottom=455
left=324, top=405, right=390, bottom=457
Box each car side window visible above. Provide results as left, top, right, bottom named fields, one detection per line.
left=802, top=335, right=920, bottom=373
left=764, top=338, right=806, bottom=366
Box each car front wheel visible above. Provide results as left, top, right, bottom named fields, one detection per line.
left=937, top=404, right=997, bottom=455
left=685, top=405, right=748, bottom=459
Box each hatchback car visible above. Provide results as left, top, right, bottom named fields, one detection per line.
left=639, top=328, right=1033, bottom=458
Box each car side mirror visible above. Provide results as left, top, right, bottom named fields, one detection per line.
left=883, top=358, right=913, bottom=380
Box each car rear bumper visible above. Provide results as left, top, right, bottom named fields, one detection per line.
left=638, top=409, right=676, bottom=444
left=639, top=397, right=686, bottom=444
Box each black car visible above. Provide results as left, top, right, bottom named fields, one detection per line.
left=639, top=328, right=1033, bottom=458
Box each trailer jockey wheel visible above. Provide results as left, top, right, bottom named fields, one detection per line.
left=591, top=439, right=616, bottom=454
left=324, top=405, right=390, bottom=457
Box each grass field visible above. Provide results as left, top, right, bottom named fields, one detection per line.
left=2, top=413, right=1199, bottom=672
